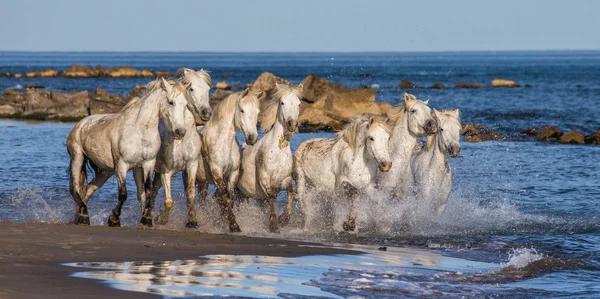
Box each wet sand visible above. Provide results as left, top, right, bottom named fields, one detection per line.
left=0, top=221, right=359, bottom=299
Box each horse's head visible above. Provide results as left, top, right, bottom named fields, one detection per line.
left=366, top=117, right=393, bottom=172
left=179, top=68, right=212, bottom=121
left=433, top=109, right=462, bottom=158
left=159, top=78, right=189, bottom=140
left=276, top=83, right=302, bottom=134
left=404, top=93, right=438, bottom=136
left=236, top=88, right=262, bottom=145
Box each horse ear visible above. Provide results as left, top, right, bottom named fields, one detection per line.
left=161, top=78, right=173, bottom=94
left=298, top=83, right=303, bottom=89
left=240, top=88, right=250, bottom=98
left=403, top=93, right=412, bottom=102
left=453, top=109, right=461, bottom=118
left=423, top=99, right=429, bottom=105
left=256, top=91, right=265, bottom=100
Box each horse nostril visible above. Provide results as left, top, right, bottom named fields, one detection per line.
left=175, top=129, right=180, bottom=136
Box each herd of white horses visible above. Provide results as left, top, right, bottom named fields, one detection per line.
left=66, top=68, right=462, bottom=233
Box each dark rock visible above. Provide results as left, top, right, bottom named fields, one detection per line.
left=222, top=72, right=231, bottom=78
left=521, top=128, right=537, bottom=137
left=0, top=72, right=10, bottom=77
left=576, top=84, right=583, bottom=88
left=462, top=123, right=508, bottom=142
left=535, top=126, right=562, bottom=141
left=431, top=82, right=446, bottom=89
left=24, top=83, right=45, bottom=89
left=525, top=84, right=533, bottom=88
left=585, top=130, right=600, bottom=145
left=358, top=72, right=373, bottom=78
left=455, top=82, right=483, bottom=89
left=396, top=80, right=419, bottom=89
left=559, top=130, right=585, bottom=144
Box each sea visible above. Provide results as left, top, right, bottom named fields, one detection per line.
left=1, top=51, right=599, bottom=298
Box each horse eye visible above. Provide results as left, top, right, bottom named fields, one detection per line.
left=168, top=101, right=174, bottom=106
left=280, top=101, right=284, bottom=106
left=369, top=137, right=374, bottom=141
left=240, top=109, right=245, bottom=114
left=411, top=109, right=416, bottom=113
left=440, top=128, right=444, bottom=131
left=189, top=88, right=194, bottom=92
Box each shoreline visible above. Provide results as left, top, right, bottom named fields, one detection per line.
left=0, top=221, right=359, bottom=299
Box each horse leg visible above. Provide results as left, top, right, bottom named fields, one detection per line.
left=69, top=152, right=89, bottom=225
left=82, top=169, right=113, bottom=205
left=133, top=167, right=145, bottom=208
left=258, top=169, right=278, bottom=233
left=278, top=178, right=294, bottom=227
left=294, top=168, right=308, bottom=228
left=196, top=179, right=208, bottom=210
left=140, top=161, right=156, bottom=227
left=183, top=164, right=199, bottom=228
left=341, top=182, right=358, bottom=232
left=224, top=170, right=241, bottom=233
left=108, top=163, right=128, bottom=227
left=150, top=175, right=166, bottom=224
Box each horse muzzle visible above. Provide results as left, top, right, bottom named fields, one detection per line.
left=199, top=107, right=212, bottom=122
left=448, top=144, right=461, bottom=158
left=287, top=119, right=298, bottom=133
left=424, top=119, right=438, bottom=135
left=246, top=133, right=258, bottom=146
left=173, top=128, right=187, bottom=140
left=379, top=161, right=392, bottom=172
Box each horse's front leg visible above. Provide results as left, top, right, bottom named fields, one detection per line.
left=277, top=177, right=294, bottom=227
left=140, top=161, right=156, bottom=227
left=108, top=162, right=129, bottom=227
left=258, top=169, right=278, bottom=233
left=69, top=152, right=89, bottom=225
left=224, top=169, right=241, bottom=233
left=183, top=162, right=199, bottom=228
left=341, top=181, right=359, bottom=232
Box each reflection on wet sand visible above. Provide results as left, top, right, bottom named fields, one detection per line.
left=65, top=245, right=497, bottom=298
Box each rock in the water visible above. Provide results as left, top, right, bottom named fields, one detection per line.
left=455, top=82, right=483, bottom=89
left=462, top=123, right=508, bottom=142
left=525, top=84, right=533, bottom=88
left=559, top=130, right=585, bottom=144
left=521, top=127, right=537, bottom=137
left=140, top=68, right=154, bottom=77
left=0, top=105, right=16, bottom=116
left=535, top=126, right=562, bottom=141
left=396, top=80, right=419, bottom=89
left=63, top=64, right=98, bottom=77
left=491, top=79, right=520, bottom=88
left=24, top=83, right=45, bottom=89
left=0, top=72, right=10, bottom=77
left=576, top=84, right=583, bottom=88
left=26, top=69, right=59, bottom=78
left=358, top=72, right=373, bottom=78
left=431, top=82, right=446, bottom=89
left=154, top=71, right=172, bottom=78
left=222, top=73, right=231, bottom=78
left=585, top=130, right=600, bottom=145
left=107, top=66, right=140, bottom=77
left=215, top=81, right=228, bottom=89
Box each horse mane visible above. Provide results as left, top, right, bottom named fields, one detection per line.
left=260, top=84, right=303, bottom=132
left=423, top=110, right=461, bottom=152
left=336, top=115, right=391, bottom=152
left=176, top=68, right=212, bottom=87
left=208, top=89, right=260, bottom=125
left=121, top=78, right=186, bottom=112
left=387, top=93, right=425, bottom=126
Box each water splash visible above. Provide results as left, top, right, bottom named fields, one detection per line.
left=501, top=248, right=545, bottom=269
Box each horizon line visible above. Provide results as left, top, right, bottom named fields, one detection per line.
left=1, top=49, right=600, bottom=54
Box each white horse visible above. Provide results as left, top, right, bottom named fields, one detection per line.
left=66, top=78, right=188, bottom=226
left=196, top=88, right=263, bottom=232
left=377, top=93, right=438, bottom=197
left=412, top=109, right=461, bottom=216
left=139, top=68, right=212, bottom=228
left=290, top=116, right=392, bottom=232
left=236, top=83, right=302, bottom=233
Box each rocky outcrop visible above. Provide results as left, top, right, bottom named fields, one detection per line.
left=491, top=79, right=520, bottom=88
left=535, top=126, right=562, bottom=141
left=455, top=82, right=483, bottom=89
left=396, top=80, right=419, bottom=89
left=585, top=130, right=600, bottom=145
left=559, top=130, right=585, bottom=144
left=431, top=82, right=446, bottom=89
left=9, top=65, right=172, bottom=78
left=63, top=64, right=98, bottom=77
left=521, top=127, right=537, bottom=137
left=26, top=69, right=59, bottom=78
left=215, top=81, right=229, bottom=89
left=462, top=123, right=508, bottom=142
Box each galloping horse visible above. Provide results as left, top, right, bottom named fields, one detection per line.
left=141, top=68, right=212, bottom=228
left=412, top=109, right=461, bottom=216
left=291, top=116, right=393, bottom=232
left=196, top=88, right=262, bottom=232
left=237, top=83, right=302, bottom=233
left=377, top=93, right=438, bottom=198
left=66, top=78, right=189, bottom=226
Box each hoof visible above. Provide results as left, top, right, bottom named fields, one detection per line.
left=73, top=214, right=90, bottom=225
left=229, top=223, right=242, bottom=233
left=269, top=226, right=280, bottom=234
left=185, top=220, right=199, bottom=229
left=342, top=220, right=356, bottom=232
left=155, top=214, right=169, bottom=226
left=107, top=215, right=121, bottom=227
left=277, top=213, right=290, bottom=227
left=140, top=217, right=153, bottom=227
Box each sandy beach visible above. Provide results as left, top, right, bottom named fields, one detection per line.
left=0, top=221, right=359, bottom=298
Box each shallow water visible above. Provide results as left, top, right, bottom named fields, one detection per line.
left=1, top=51, right=600, bottom=297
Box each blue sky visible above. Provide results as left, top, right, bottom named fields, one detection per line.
left=1, top=0, right=598, bottom=52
